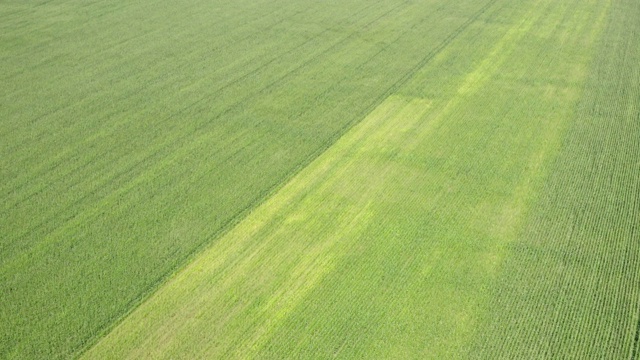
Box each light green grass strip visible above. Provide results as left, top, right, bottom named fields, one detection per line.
left=82, top=94, right=433, bottom=359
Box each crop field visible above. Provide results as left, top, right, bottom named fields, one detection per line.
left=1, top=0, right=638, bottom=358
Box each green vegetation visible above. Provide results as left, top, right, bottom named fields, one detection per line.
left=1, top=0, right=495, bottom=357
left=472, top=0, right=640, bottom=357
left=1, top=0, right=638, bottom=358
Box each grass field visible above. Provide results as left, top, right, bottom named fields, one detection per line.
left=1, top=0, right=639, bottom=358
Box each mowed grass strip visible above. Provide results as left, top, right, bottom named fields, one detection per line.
left=472, top=0, right=640, bottom=358
left=83, top=0, right=611, bottom=358
left=0, top=0, right=503, bottom=358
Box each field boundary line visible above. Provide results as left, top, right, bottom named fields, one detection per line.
left=74, top=0, right=500, bottom=357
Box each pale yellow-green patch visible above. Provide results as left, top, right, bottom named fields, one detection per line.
left=457, top=0, right=548, bottom=96
left=83, top=95, right=433, bottom=359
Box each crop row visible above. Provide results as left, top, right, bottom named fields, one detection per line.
left=472, top=0, right=640, bottom=357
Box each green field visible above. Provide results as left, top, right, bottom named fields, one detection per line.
left=1, top=0, right=639, bottom=358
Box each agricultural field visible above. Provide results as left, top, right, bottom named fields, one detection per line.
left=1, top=0, right=638, bottom=358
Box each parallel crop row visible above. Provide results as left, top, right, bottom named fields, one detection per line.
left=473, top=0, right=640, bottom=357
